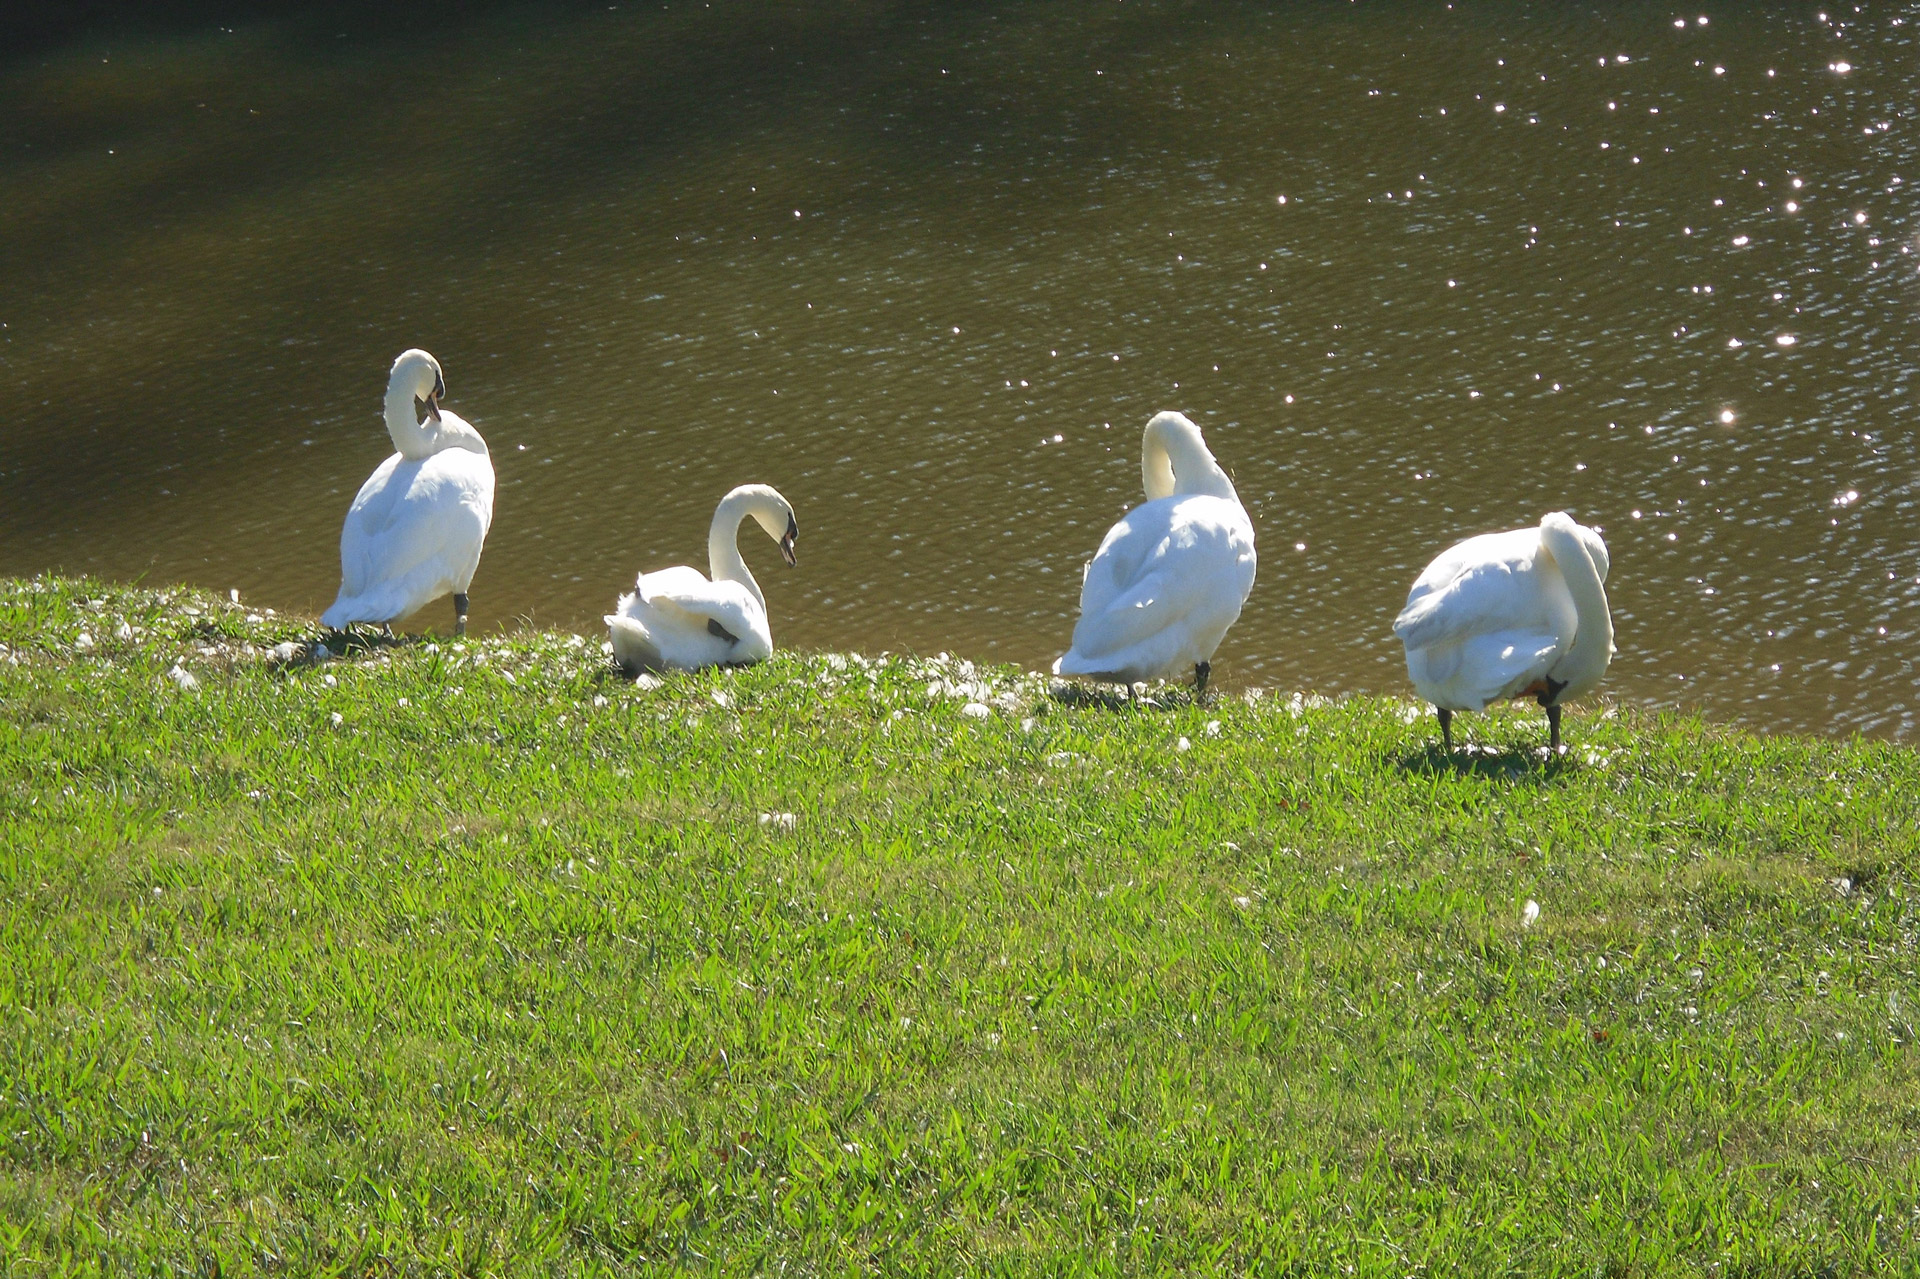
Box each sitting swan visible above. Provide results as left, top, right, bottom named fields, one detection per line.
left=320, top=349, right=494, bottom=635
left=1393, top=511, right=1615, bottom=753
left=604, top=484, right=799, bottom=673
left=1053, top=411, right=1257, bottom=694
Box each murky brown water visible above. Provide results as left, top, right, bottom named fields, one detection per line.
left=4, top=2, right=1919, bottom=736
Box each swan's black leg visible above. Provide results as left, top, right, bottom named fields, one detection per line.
left=453, top=593, right=469, bottom=637
left=1536, top=678, right=1567, bottom=753
left=1194, top=661, right=1211, bottom=698
left=382, top=621, right=395, bottom=640
left=1438, top=707, right=1453, bottom=754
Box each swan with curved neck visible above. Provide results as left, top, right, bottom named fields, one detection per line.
left=605, top=484, right=799, bottom=673
left=321, top=349, right=495, bottom=634
left=1053, top=410, right=1257, bottom=694
left=1394, top=510, right=1614, bottom=753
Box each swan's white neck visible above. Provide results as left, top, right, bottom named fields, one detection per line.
left=708, top=489, right=774, bottom=608
left=383, top=382, right=437, bottom=460
left=1141, top=411, right=1239, bottom=504
left=1538, top=513, right=1614, bottom=700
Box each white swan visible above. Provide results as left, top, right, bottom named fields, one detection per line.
left=320, top=349, right=494, bottom=635
left=1053, top=411, right=1257, bottom=694
left=604, top=484, right=799, bottom=673
left=1393, top=511, right=1615, bottom=753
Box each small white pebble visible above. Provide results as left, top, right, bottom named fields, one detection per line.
left=229, top=589, right=240, bottom=604
left=74, top=632, right=94, bottom=651
left=115, top=622, right=133, bottom=641
left=396, top=697, right=409, bottom=708
left=759, top=811, right=798, bottom=832
left=269, top=641, right=300, bottom=663
left=1233, top=895, right=1252, bottom=909
left=961, top=701, right=992, bottom=718
left=712, top=690, right=732, bottom=709
left=329, top=712, right=344, bottom=727
left=592, top=695, right=608, bottom=707
left=1205, top=719, right=1221, bottom=737
left=502, top=671, right=517, bottom=686
left=323, top=673, right=337, bottom=687
left=1176, top=736, right=1192, bottom=752
left=1522, top=899, right=1541, bottom=928
left=634, top=674, right=662, bottom=692
left=165, top=664, right=198, bottom=691
left=424, top=643, right=440, bottom=656
left=1020, top=717, right=1036, bottom=733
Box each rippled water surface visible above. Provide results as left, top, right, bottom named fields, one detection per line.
left=5, top=2, right=1919, bottom=735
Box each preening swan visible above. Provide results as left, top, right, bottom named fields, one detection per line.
left=1053, top=411, right=1257, bottom=694
left=320, top=349, right=495, bottom=635
left=604, top=484, right=799, bottom=673
left=1393, top=511, right=1615, bottom=752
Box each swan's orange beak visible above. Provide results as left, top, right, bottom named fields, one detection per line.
left=779, top=515, right=798, bottom=567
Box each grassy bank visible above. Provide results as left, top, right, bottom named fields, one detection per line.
left=2, top=574, right=1919, bottom=1276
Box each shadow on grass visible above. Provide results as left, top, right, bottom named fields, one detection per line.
left=1397, top=742, right=1572, bottom=781
left=320, top=625, right=424, bottom=658
left=1048, top=681, right=1210, bottom=713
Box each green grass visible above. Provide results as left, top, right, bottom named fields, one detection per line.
left=2, top=574, right=1919, bottom=1276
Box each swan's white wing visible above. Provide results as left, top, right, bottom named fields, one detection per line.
left=603, top=566, right=773, bottom=672
left=1057, top=495, right=1256, bottom=681
left=1394, top=526, right=1579, bottom=710
left=1391, top=527, right=1553, bottom=651
left=1406, top=629, right=1568, bottom=711
left=639, top=568, right=767, bottom=647
left=324, top=448, right=495, bottom=626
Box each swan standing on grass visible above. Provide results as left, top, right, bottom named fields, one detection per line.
left=605, top=484, right=799, bottom=672
left=1393, top=511, right=1615, bottom=753
left=321, top=350, right=494, bottom=636
left=1053, top=411, right=1257, bottom=695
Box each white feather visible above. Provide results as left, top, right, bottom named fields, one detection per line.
left=1054, top=412, right=1257, bottom=684
left=1394, top=512, right=1613, bottom=713
left=606, top=484, right=797, bottom=673
left=321, top=350, right=493, bottom=629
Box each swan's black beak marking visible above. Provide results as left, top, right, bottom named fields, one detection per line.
left=779, top=514, right=798, bottom=567
left=417, top=372, right=446, bottom=424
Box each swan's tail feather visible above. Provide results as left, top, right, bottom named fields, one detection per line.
left=605, top=612, right=664, bottom=674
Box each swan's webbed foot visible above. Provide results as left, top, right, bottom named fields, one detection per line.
left=453, top=593, right=469, bottom=637
left=1194, top=661, right=1211, bottom=699
left=1438, top=707, right=1453, bottom=754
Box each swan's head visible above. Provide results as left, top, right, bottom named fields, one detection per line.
left=739, top=484, right=799, bottom=567
left=1142, top=410, right=1235, bottom=503
left=389, top=348, right=446, bottom=425
left=1579, top=523, right=1611, bottom=582
left=1543, top=512, right=1611, bottom=581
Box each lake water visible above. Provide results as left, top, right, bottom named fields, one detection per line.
left=4, top=2, right=1918, bottom=737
